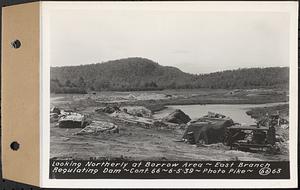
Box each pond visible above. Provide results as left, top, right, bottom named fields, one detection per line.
left=154, top=102, right=288, bottom=125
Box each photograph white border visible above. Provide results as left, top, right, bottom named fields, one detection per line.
left=40, top=1, right=298, bottom=188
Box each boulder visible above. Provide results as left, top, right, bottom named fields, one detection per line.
left=163, top=109, right=191, bottom=124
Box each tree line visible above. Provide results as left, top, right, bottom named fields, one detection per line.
left=50, top=57, right=289, bottom=93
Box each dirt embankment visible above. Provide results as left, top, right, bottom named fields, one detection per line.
left=246, top=104, right=289, bottom=121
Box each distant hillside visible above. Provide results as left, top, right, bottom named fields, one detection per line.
left=192, top=67, right=289, bottom=89
left=50, top=57, right=289, bottom=93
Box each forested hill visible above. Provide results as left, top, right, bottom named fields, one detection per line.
left=50, top=57, right=289, bottom=93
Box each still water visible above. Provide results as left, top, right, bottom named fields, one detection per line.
left=154, top=102, right=287, bottom=125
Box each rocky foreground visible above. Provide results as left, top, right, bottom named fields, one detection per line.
left=50, top=101, right=289, bottom=161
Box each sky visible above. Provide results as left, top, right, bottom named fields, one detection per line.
left=46, top=2, right=290, bottom=74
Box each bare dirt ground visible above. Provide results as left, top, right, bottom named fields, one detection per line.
left=50, top=89, right=289, bottom=161
left=50, top=88, right=288, bottom=112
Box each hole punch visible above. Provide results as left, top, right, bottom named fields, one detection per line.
left=10, top=141, right=20, bottom=151
left=10, top=39, right=21, bottom=49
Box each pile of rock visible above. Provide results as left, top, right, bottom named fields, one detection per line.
left=122, top=106, right=152, bottom=118
left=162, top=109, right=191, bottom=124
left=95, top=106, right=120, bottom=114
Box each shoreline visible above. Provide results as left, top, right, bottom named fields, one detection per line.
left=141, top=100, right=289, bottom=113
left=50, top=88, right=289, bottom=113
left=51, top=95, right=289, bottom=113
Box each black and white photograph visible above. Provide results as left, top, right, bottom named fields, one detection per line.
left=43, top=1, right=297, bottom=186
